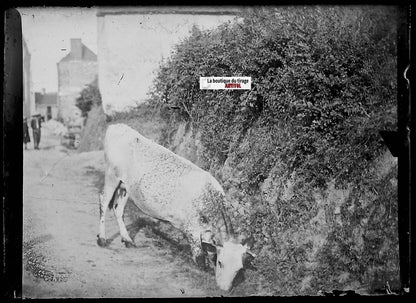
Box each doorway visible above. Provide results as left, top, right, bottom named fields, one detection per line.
left=47, top=106, right=52, bottom=120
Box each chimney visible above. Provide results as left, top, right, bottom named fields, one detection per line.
left=70, top=38, right=82, bottom=60
left=42, top=88, right=46, bottom=95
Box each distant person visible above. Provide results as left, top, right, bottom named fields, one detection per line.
left=39, top=115, right=44, bottom=143
left=30, top=114, right=42, bottom=149
left=23, top=117, right=30, bottom=149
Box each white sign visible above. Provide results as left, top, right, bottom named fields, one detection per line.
left=200, top=77, right=251, bottom=90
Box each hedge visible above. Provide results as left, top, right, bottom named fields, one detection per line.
left=147, top=6, right=398, bottom=294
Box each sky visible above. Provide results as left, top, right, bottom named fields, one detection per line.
left=18, top=7, right=98, bottom=93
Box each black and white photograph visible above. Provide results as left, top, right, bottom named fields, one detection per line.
left=7, top=4, right=411, bottom=297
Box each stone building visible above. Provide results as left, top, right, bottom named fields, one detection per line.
left=23, top=37, right=35, bottom=119
left=96, top=7, right=241, bottom=114
left=57, top=38, right=97, bottom=124
left=34, top=89, right=58, bottom=120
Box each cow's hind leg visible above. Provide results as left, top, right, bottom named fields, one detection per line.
left=97, top=176, right=119, bottom=247
left=113, top=183, right=136, bottom=248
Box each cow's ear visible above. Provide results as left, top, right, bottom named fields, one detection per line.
left=212, top=234, right=224, bottom=248
left=242, top=236, right=255, bottom=249
left=243, top=252, right=257, bottom=270
left=201, top=231, right=222, bottom=251
left=202, top=241, right=216, bottom=252
left=201, top=240, right=222, bottom=252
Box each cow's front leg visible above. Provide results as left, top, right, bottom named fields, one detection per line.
left=113, top=185, right=136, bottom=248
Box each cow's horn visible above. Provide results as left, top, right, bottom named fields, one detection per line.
left=246, top=250, right=256, bottom=258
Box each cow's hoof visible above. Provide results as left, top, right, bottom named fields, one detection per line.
left=97, top=237, right=107, bottom=247
left=122, top=239, right=137, bottom=248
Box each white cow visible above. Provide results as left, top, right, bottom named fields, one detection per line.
left=97, top=123, right=256, bottom=291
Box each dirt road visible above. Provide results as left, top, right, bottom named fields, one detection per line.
left=22, top=127, right=223, bottom=298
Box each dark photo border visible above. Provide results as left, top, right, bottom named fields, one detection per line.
left=2, top=1, right=414, bottom=299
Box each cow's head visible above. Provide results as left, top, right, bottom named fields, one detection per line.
left=202, top=232, right=256, bottom=291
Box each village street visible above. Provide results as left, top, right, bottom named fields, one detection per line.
left=22, top=127, right=220, bottom=298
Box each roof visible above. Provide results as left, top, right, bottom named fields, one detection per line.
left=59, top=44, right=97, bottom=62
left=96, top=6, right=244, bottom=17
left=35, top=92, right=58, bottom=105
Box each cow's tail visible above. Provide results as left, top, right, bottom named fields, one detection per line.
left=108, top=180, right=126, bottom=209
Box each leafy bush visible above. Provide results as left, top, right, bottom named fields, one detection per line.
left=75, top=77, right=102, bottom=117
left=148, top=6, right=398, bottom=294
left=150, top=6, right=396, bottom=186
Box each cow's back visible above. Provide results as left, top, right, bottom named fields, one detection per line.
left=104, top=123, right=203, bottom=180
